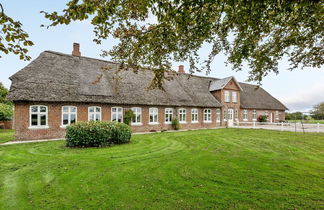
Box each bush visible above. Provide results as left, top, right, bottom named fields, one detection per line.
left=0, top=103, right=13, bottom=121
left=258, top=115, right=267, bottom=122
left=123, top=109, right=135, bottom=126
left=65, top=121, right=132, bottom=148
left=171, top=118, right=180, bottom=130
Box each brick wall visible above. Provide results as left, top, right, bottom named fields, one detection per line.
left=0, top=120, right=13, bottom=129
left=13, top=102, right=222, bottom=140
left=238, top=109, right=286, bottom=123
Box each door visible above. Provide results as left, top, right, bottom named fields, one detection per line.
left=270, top=113, right=273, bottom=123
left=227, top=109, right=234, bottom=127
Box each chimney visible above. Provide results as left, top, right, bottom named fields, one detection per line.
left=178, top=65, right=185, bottom=73
left=72, top=43, right=81, bottom=56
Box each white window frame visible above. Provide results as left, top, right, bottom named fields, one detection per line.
left=178, top=108, right=186, bottom=124
left=265, top=111, right=269, bottom=121
left=61, top=106, right=77, bottom=127
left=252, top=110, right=257, bottom=121
left=223, top=109, right=227, bottom=121
left=204, top=109, right=212, bottom=123
left=243, top=110, right=248, bottom=121
left=275, top=111, right=279, bottom=120
left=111, top=107, right=123, bottom=122
left=216, top=109, right=221, bottom=122
left=224, top=91, right=230, bottom=102
left=191, top=108, right=198, bottom=123
left=29, top=105, right=49, bottom=129
left=165, top=108, right=173, bottom=124
left=149, top=107, right=159, bottom=125
left=131, top=107, right=142, bottom=125
left=232, top=92, right=237, bottom=103
left=88, top=106, right=102, bottom=121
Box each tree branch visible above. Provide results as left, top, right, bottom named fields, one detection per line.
left=0, top=3, right=3, bottom=15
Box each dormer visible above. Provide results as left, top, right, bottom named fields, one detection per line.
left=209, top=76, right=243, bottom=106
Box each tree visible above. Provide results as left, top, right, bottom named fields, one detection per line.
left=41, top=0, right=323, bottom=88
left=311, top=102, right=324, bottom=120
left=0, top=82, right=11, bottom=104
left=285, top=112, right=304, bottom=121
left=0, top=3, right=33, bottom=61
left=0, top=103, right=12, bottom=120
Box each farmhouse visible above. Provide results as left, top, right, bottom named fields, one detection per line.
left=8, top=43, right=287, bottom=140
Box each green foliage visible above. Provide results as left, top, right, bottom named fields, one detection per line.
left=257, top=115, right=267, bottom=123
left=285, top=112, right=304, bottom=120
left=0, top=4, right=33, bottom=60
left=65, top=121, right=132, bottom=148
left=171, top=118, right=180, bottom=130
left=0, top=103, right=13, bottom=120
left=311, top=102, right=324, bottom=120
left=0, top=83, right=11, bottom=104
left=124, top=109, right=135, bottom=126
left=42, top=1, right=323, bottom=88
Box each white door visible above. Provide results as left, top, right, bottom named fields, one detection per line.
left=228, top=109, right=234, bottom=127
left=270, top=113, right=273, bottom=123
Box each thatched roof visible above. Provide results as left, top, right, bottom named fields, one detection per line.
left=8, top=51, right=287, bottom=110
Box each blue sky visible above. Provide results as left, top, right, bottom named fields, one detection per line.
left=1, top=0, right=323, bottom=112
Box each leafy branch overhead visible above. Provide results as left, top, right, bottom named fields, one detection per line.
left=41, top=0, right=324, bottom=88
left=0, top=3, right=34, bottom=61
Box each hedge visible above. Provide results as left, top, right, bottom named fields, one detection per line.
left=65, top=121, right=132, bottom=148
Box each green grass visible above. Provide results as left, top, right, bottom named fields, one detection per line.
left=0, top=129, right=323, bottom=209
left=0, top=129, right=14, bottom=143
left=288, top=119, right=324, bottom=124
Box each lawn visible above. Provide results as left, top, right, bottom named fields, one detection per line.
left=0, top=129, right=14, bottom=144
left=0, top=129, right=323, bottom=209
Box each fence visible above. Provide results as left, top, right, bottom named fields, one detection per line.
left=232, top=121, right=323, bottom=133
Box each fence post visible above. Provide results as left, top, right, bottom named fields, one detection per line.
left=317, top=123, right=320, bottom=133
left=281, top=122, right=283, bottom=131
left=253, top=121, right=256, bottom=128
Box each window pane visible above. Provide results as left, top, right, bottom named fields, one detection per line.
left=112, top=114, right=116, bottom=121
left=63, top=106, right=69, bottom=112
left=31, top=106, right=38, bottom=112
left=95, top=114, right=100, bottom=121
left=90, top=114, right=94, bottom=121
left=40, top=114, right=46, bottom=125
left=89, top=107, right=94, bottom=112
left=31, top=114, right=38, bottom=126
left=96, top=107, right=101, bottom=112
left=63, top=114, right=69, bottom=125
left=40, top=106, right=46, bottom=112
left=70, top=114, right=76, bottom=124
left=71, top=107, right=76, bottom=112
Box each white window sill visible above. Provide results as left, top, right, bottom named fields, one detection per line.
left=165, top=122, right=171, bottom=124
left=216, top=120, right=220, bottom=123
left=28, top=126, right=49, bottom=130
left=149, top=122, right=159, bottom=125
left=204, top=121, right=212, bottom=123
left=60, top=125, right=68, bottom=128
left=243, top=119, right=248, bottom=121
left=191, top=121, right=199, bottom=124
left=131, top=123, right=143, bottom=126
left=252, top=119, right=257, bottom=121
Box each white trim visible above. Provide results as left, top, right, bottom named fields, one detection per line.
left=88, top=106, right=102, bottom=121
left=131, top=107, right=142, bottom=125
left=191, top=108, right=199, bottom=123
left=216, top=109, right=221, bottom=122
left=224, top=91, right=230, bottom=103
left=29, top=105, right=48, bottom=129
left=178, top=108, right=186, bottom=123
left=203, top=109, right=212, bottom=123
left=165, top=108, right=173, bottom=124
left=232, top=91, right=237, bottom=103
left=149, top=107, right=159, bottom=124
left=111, top=107, right=123, bottom=122
left=61, top=106, right=77, bottom=126
left=148, top=122, right=159, bottom=125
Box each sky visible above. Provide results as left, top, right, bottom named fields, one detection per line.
left=1, top=0, right=323, bottom=112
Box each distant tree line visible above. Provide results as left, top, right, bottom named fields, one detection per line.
left=286, top=102, right=324, bottom=121
left=0, top=83, right=12, bottom=121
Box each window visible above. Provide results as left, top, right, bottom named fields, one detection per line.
left=204, top=109, right=212, bottom=123
left=223, top=109, right=227, bottom=121
left=224, top=91, right=230, bottom=102
left=232, top=92, right=237, bottom=103
left=131, top=107, right=142, bottom=125
left=149, top=108, right=158, bottom=124
left=29, top=105, right=48, bottom=128
left=62, top=106, right=77, bottom=126
left=265, top=111, right=269, bottom=121
left=178, top=108, right=186, bottom=123
left=88, top=106, right=101, bottom=121
left=252, top=110, right=257, bottom=121
left=216, top=109, right=221, bottom=122
left=165, top=108, right=173, bottom=124
left=275, top=111, right=279, bottom=120
left=235, top=109, right=238, bottom=120
left=243, top=110, right=248, bottom=121
left=228, top=109, right=233, bottom=120
left=111, top=107, right=123, bottom=122
left=191, top=108, right=198, bottom=123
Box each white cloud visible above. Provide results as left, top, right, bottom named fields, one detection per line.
left=280, top=83, right=324, bottom=112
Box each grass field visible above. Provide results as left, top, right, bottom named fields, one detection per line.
left=288, top=119, right=324, bottom=124
left=0, top=129, right=14, bottom=144
left=0, top=129, right=323, bottom=209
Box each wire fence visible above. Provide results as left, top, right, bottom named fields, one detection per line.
left=232, top=121, right=323, bottom=133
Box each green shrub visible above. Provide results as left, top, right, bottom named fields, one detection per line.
left=124, top=109, right=135, bottom=126
left=65, top=121, right=132, bottom=148
left=0, top=103, right=13, bottom=121
left=258, top=115, right=267, bottom=122
left=171, top=118, right=180, bottom=130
